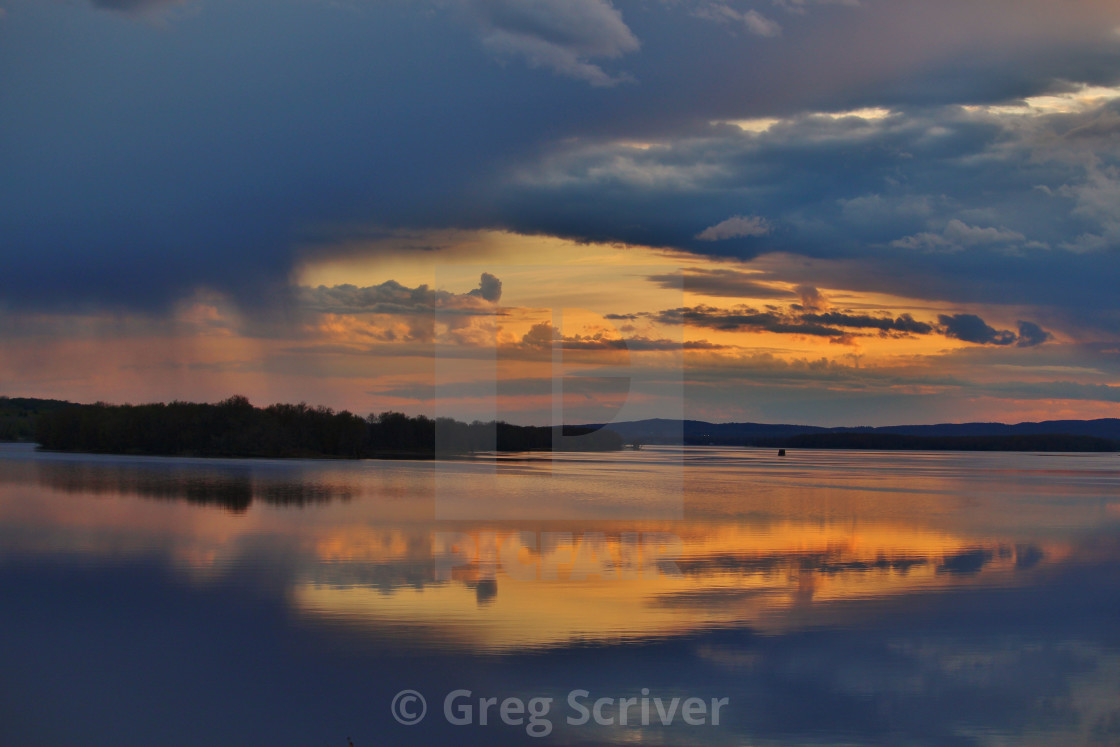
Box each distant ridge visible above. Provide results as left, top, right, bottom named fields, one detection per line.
left=6, top=396, right=1119, bottom=452
left=578, top=418, right=1120, bottom=446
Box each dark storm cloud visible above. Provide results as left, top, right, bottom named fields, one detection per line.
left=5, top=0, right=1120, bottom=319
left=654, top=306, right=849, bottom=338
left=938, top=314, right=1017, bottom=346
left=468, top=272, right=503, bottom=303
left=652, top=303, right=1052, bottom=347
left=1, top=1, right=561, bottom=311
left=499, top=96, right=1120, bottom=329
left=803, top=312, right=935, bottom=335
left=500, top=105, right=1062, bottom=255
left=1017, top=320, right=1054, bottom=348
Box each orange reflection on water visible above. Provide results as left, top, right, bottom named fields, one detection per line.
left=2, top=446, right=1114, bottom=654
left=291, top=522, right=1067, bottom=651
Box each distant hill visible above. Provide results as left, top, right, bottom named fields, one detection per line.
left=847, top=420, right=1120, bottom=439
left=782, top=432, right=1118, bottom=452
left=6, top=396, right=1120, bottom=453
left=580, top=419, right=832, bottom=443
left=579, top=418, right=1120, bottom=450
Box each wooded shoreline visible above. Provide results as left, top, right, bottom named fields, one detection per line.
left=25, top=396, right=624, bottom=459
left=6, top=396, right=1117, bottom=457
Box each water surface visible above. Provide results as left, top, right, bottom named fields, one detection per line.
left=2, top=443, right=1119, bottom=745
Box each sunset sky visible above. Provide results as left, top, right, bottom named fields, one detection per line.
left=4, top=0, right=1120, bottom=425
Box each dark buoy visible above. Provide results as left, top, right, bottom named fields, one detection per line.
left=778, top=449, right=786, bottom=456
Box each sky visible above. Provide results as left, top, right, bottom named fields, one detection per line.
left=3, top=0, right=1120, bottom=425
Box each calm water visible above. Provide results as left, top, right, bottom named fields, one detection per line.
left=2, top=443, right=1119, bottom=746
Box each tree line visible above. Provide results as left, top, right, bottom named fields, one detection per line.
left=31, top=396, right=623, bottom=458
left=0, top=397, right=74, bottom=441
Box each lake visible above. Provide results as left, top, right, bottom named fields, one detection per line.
left=1, top=442, right=1119, bottom=745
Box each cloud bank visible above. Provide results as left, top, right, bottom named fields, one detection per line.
left=5, top=0, right=1120, bottom=321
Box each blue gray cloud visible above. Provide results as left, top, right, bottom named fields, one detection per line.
left=650, top=304, right=1051, bottom=347
left=1017, top=320, right=1054, bottom=348
left=938, top=314, right=1018, bottom=346
left=297, top=274, right=503, bottom=315
left=87, top=0, right=184, bottom=13
left=460, top=0, right=641, bottom=86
